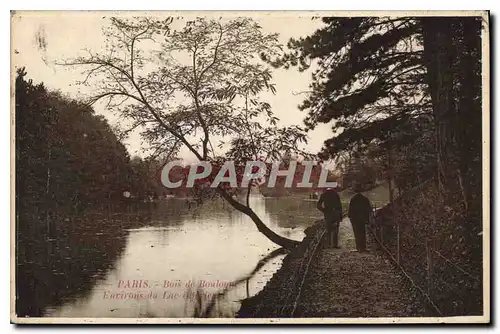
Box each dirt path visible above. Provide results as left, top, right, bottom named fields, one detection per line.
left=293, top=218, right=429, bottom=317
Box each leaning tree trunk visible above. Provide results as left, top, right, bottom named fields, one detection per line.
left=218, top=189, right=300, bottom=250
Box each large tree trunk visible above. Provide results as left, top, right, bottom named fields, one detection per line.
left=456, top=17, right=483, bottom=225
left=421, top=17, right=482, bottom=204
left=421, top=17, right=483, bottom=255
left=421, top=17, right=457, bottom=197
left=218, top=189, right=300, bottom=250
left=387, top=145, right=394, bottom=203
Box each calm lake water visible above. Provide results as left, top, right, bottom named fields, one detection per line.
left=39, top=195, right=321, bottom=318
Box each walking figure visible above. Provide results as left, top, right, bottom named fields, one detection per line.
left=348, top=184, right=372, bottom=252
left=317, top=188, right=342, bottom=248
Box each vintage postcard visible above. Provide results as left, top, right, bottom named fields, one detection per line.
left=10, top=10, right=490, bottom=324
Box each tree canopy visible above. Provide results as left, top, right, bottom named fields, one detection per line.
left=264, top=17, right=430, bottom=160
left=61, top=16, right=315, bottom=249
left=15, top=68, right=133, bottom=212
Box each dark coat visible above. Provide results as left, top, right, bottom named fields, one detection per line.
left=348, top=193, right=372, bottom=222
left=317, top=189, right=342, bottom=222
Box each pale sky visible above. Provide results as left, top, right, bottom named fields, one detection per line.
left=11, top=11, right=333, bottom=163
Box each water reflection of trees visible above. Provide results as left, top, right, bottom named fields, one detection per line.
left=15, top=198, right=241, bottom=317
left=197, top=248, right=288, bottom=317
left=15, top=196, right=315, bottom=317
left=181, top=198, right=241, bottom=226
left=262, top=197, right=321, bottom=229
left=15, top=208, right=155, bottom=317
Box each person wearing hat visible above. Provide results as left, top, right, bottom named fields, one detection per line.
left=317, top=187, right=342, bottom=248
left=348, top=182, right=372, bottom=252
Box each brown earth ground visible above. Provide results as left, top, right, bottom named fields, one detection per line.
left=294, top=218, right=429, bottom=317
left=238, top=218, right=433, bottom=318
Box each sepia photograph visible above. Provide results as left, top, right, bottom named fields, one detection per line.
left=10, top=10, right=490, bottom=324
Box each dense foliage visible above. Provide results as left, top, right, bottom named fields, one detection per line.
left=272, top=15, right=485, bottom=316
left=15, top=68, right=133, bottom=213
left=15, top=68, right=141, bottom=317
left=62, top=17, right=318, bottom=249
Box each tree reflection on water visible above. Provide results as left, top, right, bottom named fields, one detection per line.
left=16, top=196, right=315, bottom=318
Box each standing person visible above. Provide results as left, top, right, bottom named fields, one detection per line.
left=348, top=183, right=372, bottom=252
left=317, top=188, right=343, bottom=248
